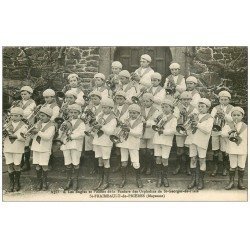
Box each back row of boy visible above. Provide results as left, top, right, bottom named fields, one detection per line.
left=4, top=54, right=247, bottom=193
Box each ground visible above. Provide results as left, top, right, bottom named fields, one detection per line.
left=2, top=153, right=248, bottom=202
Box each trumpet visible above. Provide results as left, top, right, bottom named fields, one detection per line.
left=3, top=123, right=14, bottom=139
left=53, top=119, right=72, bottom=145
left=131, top=86, right=153, bottom=104
left=109, top=119, right=130, bottom=144
left=152, top=115, right=168, bottom=133
left=212, top=110, right=225, bottom=132
left=84, top=117, right=105, bottom=138
left=54, top=102, right=69, bottom=125
left=20, top=123, right=38, bottom=139
left=80, top=109, right=95, bottom=124
left=26, top=103, right=47, bottom=125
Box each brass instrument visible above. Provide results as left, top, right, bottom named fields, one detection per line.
left=26, top=103, right=47, bottom=125
left=131, top=86, right=153, bottom=104
left=20, top=123, right=38, bottom=139
left=212, top=109, right=225, bottom=132
left=110, top=119, right=130, bottom=144
left=152, top=115, right=168, bottom=133
left=228, top=119, right=240, bottom=143
left=84, top=117, right=105, bottom=138
left=80, top=109, right=95, bottom=124
left=176, top=113, right=198, bottom=135
left=165, top=80, right=176, bottom=95
left=54, top=102, right=69, bottom=125
left=53, top=119, right=72, bottom=145
left=3, top=123, right=14, bottom=139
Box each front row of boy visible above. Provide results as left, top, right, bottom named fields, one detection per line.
left=4, top=96, right=247, bottom=192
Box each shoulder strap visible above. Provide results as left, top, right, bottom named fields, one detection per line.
left=176, top=75, right=184, bottom=85
left=120, top=104, right=129, bottom=118
left=71, top=119, right=82, bottom=131
left=22, top=99, right=34, bottom=110
left=146, top=106, right=158, bottom=120
left=12, top=121, right=26, bottom=134
left=49, top=102, right=58, bottom=109
left=131, top=116, right=143, bottom=129
left=226, top=104, right=234, bottom=114
left=40, top=121, right=55, bottom=132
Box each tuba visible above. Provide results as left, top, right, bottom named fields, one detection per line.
left=228, top=130, right=238, bottom=143
left=110, top=119, right=130, bottom=144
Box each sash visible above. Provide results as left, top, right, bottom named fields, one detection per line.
left=191, top=89, right=199, bottom=97
left=198, top=113, right=212, bottom=123
left=8, top=121, right=26, bottom=143
left=98, top=113, right=116, bottom=125
left=21, top=99, right=34, bottom=110
left=227, top=122, right=247, bottom=135
left=70, top=119, right=82, bottom=132
left=150, top=86, right=162, bottom=96
left=129, top=116, right=144, bottom=129
left=141, top=106, right=158, bottom=121
left=36, top=121, right=55, bottom=144
left=94, top=105, right=102, bottom=115
left=123, top=83, right=136, bottom=93
left=97, top=86, right=108, bottom=92
left=215, top=104, right=234, bottom=114
left=167, top=74, right=184, bottom=86
left=136, top=67, right=153, bottom=77
left=114, top=104, right=129, bottom=118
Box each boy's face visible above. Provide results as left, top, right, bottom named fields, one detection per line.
left=69, top=109, right=80, bottom=119
left=65, top=96, right=76, bottom=104
left=69, top=77, right=78, bottom=88
left=182, top=98, right=192, bottom=107
left=161, top=104, right=172, bottom=114
left=39, top=112, right=50, bottom=122
left=151, top=78, right=160, bottom=87
left=21, top=91, right=31, bottom=101
left=143, top=99, right=153, bottom=108
left=95, top=78, right=104, bottom=87
left=198, top=103, right=208, bottom=114
left=232, top=111, right=243, bottom=123
left=44, top=96, right=54, bottom=104
left=112, top=67, right=121, bottom=75
left=91, top=95, right=101, bottom=105
left=186, top=82, right=195, bottom=91
left=115, top=96, right=126, bottom=106
left=119, top=76, right=129, bottom=85
left=129, top=110, right=140, bottom=120
left=10, top=114, right=22, bottom=122
left=220, top=97, right=230, bottom=106
left=140, top=59, right=150, bottom=68
left=170, top=68, right=180, bottom=76
left=102, top=105, right=112, bottom=114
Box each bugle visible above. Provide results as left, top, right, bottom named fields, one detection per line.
left=84, top=118, right=105, bottom=138
left=152, top=115, right=167, bottom=133
left=109, top=120, right=130, bottom=144
left=131, top=86, right=153, bottom=104
left=212, top=114, right=225, bottom=132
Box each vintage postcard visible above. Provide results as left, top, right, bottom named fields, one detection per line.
left=2, top=46, right=248, bottom=201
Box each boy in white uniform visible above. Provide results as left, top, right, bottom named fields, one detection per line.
left=19, top=86, right=36, bottom=172
left=84, top=90, right=102, bottom=174
left=62, top=73, right=85, bottom=105
left=210, top=90, right=234, bottom=176
left=152, top=99, right=177, bottom=187
left=117, top=104, right=144, bottom=188
left=112, top=91, right=130, bottom=172
left=149, top=72, right=166, bottom=110
left=140, top=93, right=160, bottom=175
left=42, top=89, right=60, bottom=121
left=185, top=98, right=213, bottom=190
left=31, top=107, right=56, bottom=191
left=60, top=104, right=85, bottom=191
left=93, top=73, right=110, bottom=99
left=119, top=70, right=137, bottom=103
left=107, top=61, right=123, bottom=92
left=164, top=63, right=186, bottom=96
left=92, top=98, right=117, bottom=190
left=4, top=107, right=28, bottom=192
left=221, top=107, right=247, bottom=190
left=185, top=76, right=201, bottom=107
left=135, top=54, right=154, bottom=88
left=173, top=91, right=198, bottom=175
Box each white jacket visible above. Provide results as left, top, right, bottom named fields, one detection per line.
left=135, top=67, right=154, bottom=88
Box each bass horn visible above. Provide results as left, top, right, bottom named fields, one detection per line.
left=212, top=115, right=225, bottom=132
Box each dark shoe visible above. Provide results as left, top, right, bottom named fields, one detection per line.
left=222, top=153, right=229, bottom=176
left=173, top=157, right=182, bottom=175
left=135, top=169, right=143, bottom=188
left=42, top=170, right=48, bottom=191
left=21, top=147, right=31, bottom=172
left=183, top=155, right=191, bottom=175
left=100, top=168, right=110, bottom=190
left=8, top=172, right=15, bottom=192
left=222, top=168, right=228, bottom=176
left=237, top=169, right=246, bottom=190
left=197, top=170, right=205, bottom=190
left=72, top=168, right=79, bottom=191
left=36, top=169, right=43, bottom=191
left=93, top=167, right=104, bottom=190
left=225, top=170, right=236, bottom=190
left=188, top=168, right=196, bottom=189
left=156, top=164, right=162, bottom=188
left=14, top=171, right=21, bottom=192
left=211, top=156, right=219, bottom=177
left=64, top=166, right=73, bottom=191
left=162, top=166, right=169, bottom=187
left=90, top=157, right=98, bottom=175
left=112, top=165, right=121, bottom=173
left=119, top=167, right=127, bottom=188
left=145, top=166, right=152, bottom=175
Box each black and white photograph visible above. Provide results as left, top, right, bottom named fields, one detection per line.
left=2, top=46, right=248, bottom=201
